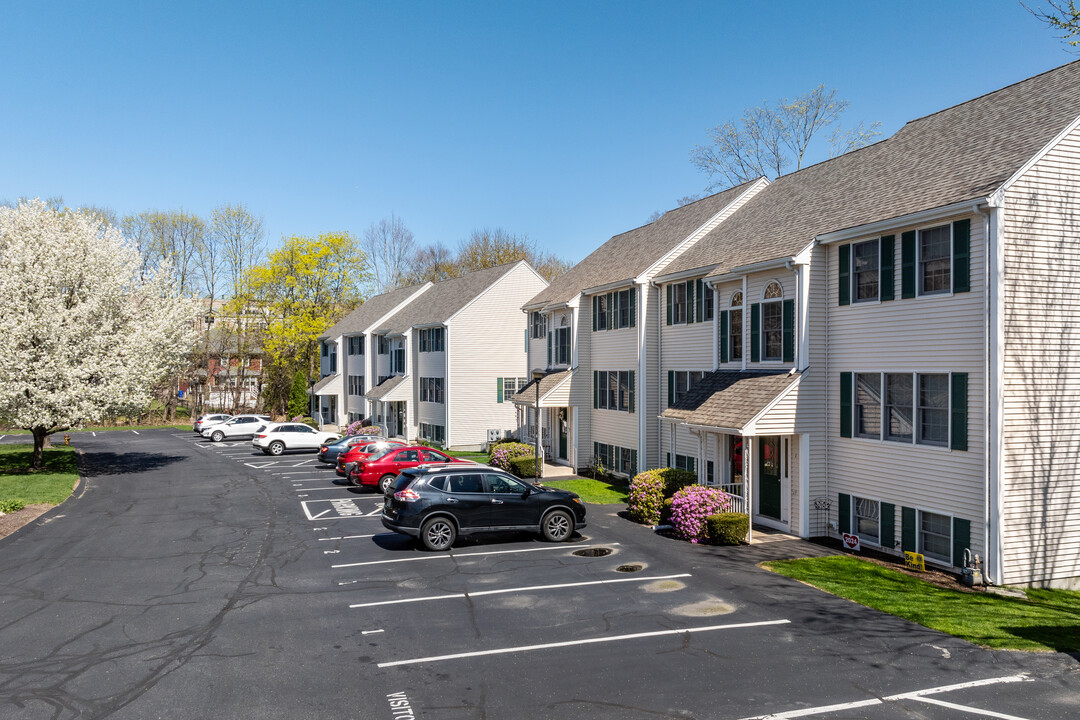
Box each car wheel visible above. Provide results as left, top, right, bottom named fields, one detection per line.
left=420, top=516, right=456, bottom=551
left=211, top=430, right=224, bottom=442
left=541, top=509, right=574, bottom=543
left=379, top=474, right=396, bottom=495
left=268, top=441, right=285, bottom=456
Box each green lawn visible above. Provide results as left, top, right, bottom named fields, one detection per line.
left=0, top=445, right=80, bottom=505
left=446, top=450, right=490, bottom=463
left=763, top=555, right=1080, bottom=653
left=1, top=423, right=191, bottom=434
left=539, top=477, right=630, bottom=504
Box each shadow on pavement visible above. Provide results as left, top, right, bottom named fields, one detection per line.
left=79, top=451, right=187, bottom=476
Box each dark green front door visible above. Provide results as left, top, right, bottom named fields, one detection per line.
left=758, top=436, right=782, bottom=520
left=557, top=408, right=568, bottom=460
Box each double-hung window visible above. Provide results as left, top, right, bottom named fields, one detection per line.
left=348, top=376, right=363, bottom=396
left=672, top=283, right=687, bottom=324
left=729, top=292, right=743, bottom=361
left=702, top=283, right=714, bottom=321
left=884, top=373, right=913, bottom=442
left=595, top=295, right=608, bottom=331
left=596, top=370, right=633, bottom=412
left=553, top=326, right=571, bottom=365
left=919, top=225, right=951, bottom=295
left=390, top=340, right=405, bottom=375
left=919, top=510, right=952, bottom=562
left=762, top=282, right=784, bottom=361
left=419, top=328, right=444, bottom=352
left=852, top=239, right=879, bottom=302
left=614, top=288, right=632, bottom=328
left=917, top=373, right=949, bottom=446
left=378, top=336, right=389, bottom=355
left=347, top=336, right=364, bottom=355
left=420, top=377, right=444, bottom=404
left=530, top=311, right=547, bottom=338
left=852, top=496, right=880, bottom=545
left=854, top=373, right=882, bottom=439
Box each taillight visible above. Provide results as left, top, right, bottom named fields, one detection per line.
left=394, top=488, right=420, bottom=502
left=319, top=446, right=327, bottom=452
left=255, top=434, right=267, bottom=439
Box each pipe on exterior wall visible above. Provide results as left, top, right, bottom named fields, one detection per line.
left=979, top=199, right=1006, bottom=586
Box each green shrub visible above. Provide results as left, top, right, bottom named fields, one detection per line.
left=660, top=468, right=697, bottom=497
left=0, top=498, right=26, bottom=514
left=627, top=470, right=664, bottom=524
left=660, top=497, right=674, bottom=524
left=508, top=454, right=540, bottom=478
left=706, top=512, right=749, bottom=545
left=490, top=442, right=534, bottom=470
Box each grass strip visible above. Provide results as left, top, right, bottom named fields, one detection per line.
left=763, top=555, right=1080, bottom=653
left=0, top=445, right=80, bottom=505
left=539, top=477, right=629, bottom=504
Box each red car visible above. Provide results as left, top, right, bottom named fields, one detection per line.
left=335, top=439, right=408, bottom=477
left=349, top=445, right=469, bottom=493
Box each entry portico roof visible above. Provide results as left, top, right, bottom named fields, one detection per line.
left=312, top=374, right=338, bottom=395
left=511, top=369, right=573, bottom=406
left=661, top=370, right=801, bottom=431
left=365, top=375, right=409, bottom=402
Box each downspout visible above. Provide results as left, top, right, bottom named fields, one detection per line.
left=652, top=280, right=664, bottom=468
left=637, top=282, right=647, bottom=474
left=741, top=275, right=748, bottom=371
left=976, top=199, right=1005, bottom=585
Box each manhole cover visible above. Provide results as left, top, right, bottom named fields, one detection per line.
left=615, top=563, right=644, bottom=573
left=572, top=547, right=613, bottom=557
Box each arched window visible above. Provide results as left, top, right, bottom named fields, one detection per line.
left=729, top=292, right=743, bottom=361
left=762, top=281, right=783, bottom=360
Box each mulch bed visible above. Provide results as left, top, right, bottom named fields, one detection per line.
left=809, top=536, right=984, bottom=593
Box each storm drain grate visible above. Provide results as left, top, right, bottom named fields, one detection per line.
left=615, top=563, right=644, bottom=573
left=572, top=547, right=613, bottom=557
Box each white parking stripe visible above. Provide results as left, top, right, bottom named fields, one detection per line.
left=362, top=629, right=384, bottom=635
left=377, top=619, right=791, bottom=668
left=911, top=697, right=1030, bottom=720
left=332, top=543, right=614, bottom=569
left=132, top=430, right=139, bottom=435
left=318, top=534, right=387, bottom=541
left=349, top=573, right=692, bottom=608
left=736, top=674, right=1030, bottom=720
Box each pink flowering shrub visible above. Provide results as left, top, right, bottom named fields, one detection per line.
left=357, top=425, right=381, bottom=436
left=670, top=485, right=734, bottom=543
left=627, top=471, right=665, bottom=525
left=489, top=442, right=534, bottom=471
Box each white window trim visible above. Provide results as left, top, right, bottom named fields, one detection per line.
left=760, top=280, right=784, bottom=363
left=850, top=495, right=882, bottom=547
left=916, top=222, right=954, bottom=298
left=851, top=237, right=882, bottom=305
left=848, top=370, right=955, bottom=452
left=912, top=505, right=955, bottom=566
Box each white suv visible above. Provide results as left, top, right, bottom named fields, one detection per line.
left=201, top=414, right=273, bottom=442
left=253, top=422, right=341, bottom=455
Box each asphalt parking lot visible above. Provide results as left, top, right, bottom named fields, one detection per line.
left=0, top=428, right=1077, bottom=719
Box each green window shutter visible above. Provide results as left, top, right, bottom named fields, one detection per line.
left=952, top=517, right=971, bottom=567
left=690, top=457, right=696, bottom=473
left=629, top=287, right=636, bottom=327
left=631, top=449, right=637, bottom=474
left=666, top=452, right=671, bottom=469
left=593, top=371, right=599, bottom=409
left=497, top=377, right=504, bottom=403
left=667, top=370, right=675, bottom=408
left=696, top=279, right=705, bottom=322
left=628, top=371, right=635, bottom=414
left=838, top=244, right=851, bottom=306
left=782, top=299, right=795, bottom=363
left=901, top=230, right=916, bottom=299
left=750, top=303, right=761, bottom=362
left=901, top=507, right=917, bottom=553
left=951, top=372, right=968, bottom=451
left=880, top=235, right=895, bottom=302
left=880, top=502, right=896, bottom=549
left=840, top=371, right=853, bottom=438
left=838, top=493, right=851, bottom=534
left=953, top=219, right=970, bottom=293
left=592, top=296, right=597, bottom=332
left=687, top=281, right=695, bottom=323
left=608, top=292, right=616, bottom=330
left=546, top=332, right=552, bottom=366
left=666, top=284, right=673, bottom=325
left=719, top=310, right=729, bottom=363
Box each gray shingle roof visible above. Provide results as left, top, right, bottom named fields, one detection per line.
left=376, top=261, right=527, bottom=334
left=522, top=180, right=762, bottom=309
left=312, top=374, right=337, bottom=394
left=510, top=369, right=573, bottom=404
left=319, top=283, right=429, bottom=340
left=661, top=60, right=1080, bottom=278
left=365, top=374, right=406, bottom=400
left=661, top=370, right=800, bottom=430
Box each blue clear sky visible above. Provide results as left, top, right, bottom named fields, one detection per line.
left=1, top=1, right=1072, bottom=265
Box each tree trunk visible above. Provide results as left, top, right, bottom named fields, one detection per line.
left=31, top=427, right=51, bottom=470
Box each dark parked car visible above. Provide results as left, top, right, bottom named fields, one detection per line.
left=382, top=465, right=586, bottom=551
left=317, top=435, right=384, bottom=465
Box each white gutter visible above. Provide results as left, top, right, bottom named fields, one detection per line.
left=637, top=282, right=648, bottom=474
left=707, top=256, right=795, bottom=285
left=652, top=264, right=720, bottom=286
left=582, top=277, right=636, bottom=296
left=815, top=198, right=989, bottom=245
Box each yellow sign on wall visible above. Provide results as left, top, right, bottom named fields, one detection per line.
left=904, top=551, right=926, bottom=572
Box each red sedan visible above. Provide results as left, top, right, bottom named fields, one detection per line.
left=349, top=446, right=469, bottom=493
left=335, top=439, right=407, bottom=477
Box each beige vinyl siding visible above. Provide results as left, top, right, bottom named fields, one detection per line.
left=569, top=298, right=592, bottom=470
left=825, top=217, right=987, bottom=564
left=749, top=385, right=800, bottom=435
left=1002, top=123, right=1080, bottom=586
left=540, top=377, right=573, bottom=406
left=344, top=343, right=367, bottom=416
left=414, top=336, right=447, bottom=430
left=448, top=264, right=547, bottom=448
left=644, top=284, right=660, bottom=468
left=797, top=250, right=829, bottom=536
left=527, top=312, right=547, bottom=372
left=661, top=285, right=713, bottom=369
left=660, top=421, right=702, bottom=470
left=591, top=297, right=640, bottom=460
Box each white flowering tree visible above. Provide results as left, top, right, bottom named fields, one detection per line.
left=0, top=199, right=200, bottom=468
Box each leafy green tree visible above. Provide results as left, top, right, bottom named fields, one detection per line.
left=287, top=370, right=309, bottom=419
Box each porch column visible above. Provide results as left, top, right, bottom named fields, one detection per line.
left=745, top=436, right=753, bottom=543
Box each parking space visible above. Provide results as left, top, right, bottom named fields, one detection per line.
left=163, top=430, right=1076, bottom=719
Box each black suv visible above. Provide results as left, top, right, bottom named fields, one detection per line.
left=382, top=465, right=587, bottom=551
